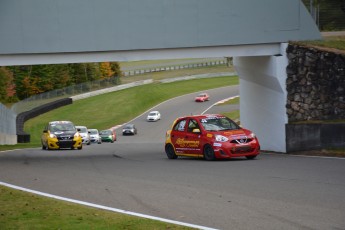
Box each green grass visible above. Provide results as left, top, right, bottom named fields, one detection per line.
left=292, top=35, right=345, bottom=51
left=0, top=185, right=191, bottom=230
left=222, top=111, right=240, bottom=123
left=218, top=96, right=239, bottom=105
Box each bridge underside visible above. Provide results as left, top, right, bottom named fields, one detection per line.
left=0, top=43, right=281, bottom=66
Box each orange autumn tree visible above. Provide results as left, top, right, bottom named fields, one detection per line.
left=21, top=76, right=43, bottom=98
left=99, top=62, right=114, bottom=79
left=0, top=67, right=17, bottom=103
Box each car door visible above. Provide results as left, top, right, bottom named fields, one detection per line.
left=185, top=118, right=202, bottom=156
left=170, top=118, right=188, bottom=154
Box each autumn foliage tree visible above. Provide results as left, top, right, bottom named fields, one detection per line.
left=1, top=62, right=122, bottom=103
left=0, top=67, right=17, bottom=103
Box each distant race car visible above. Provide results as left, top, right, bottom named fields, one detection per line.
left=165, top=114, right=260, bottom=160
left=122, top=124, right=137, bottom=135
left=147, top=111, right=161, bottom=122
left=88, top=129, right=102, bottom=144
left=41, top=121, right=82, bottom=150
left=76, top=126, right=91, bottom=145
left=99, top=129, right=115, bottom=143
left=195, top=93, right=209, bottom=102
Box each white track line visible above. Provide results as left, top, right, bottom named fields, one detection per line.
left=202, top=95, right=239, bottom=115
left=0, top=182, right=218, bottom=230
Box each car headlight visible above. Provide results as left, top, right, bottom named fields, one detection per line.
left=215, top=135, right=229, bottom=142
left=249, top=132, right=256, bottom=138
left=49, top=133, right=57, bottom=138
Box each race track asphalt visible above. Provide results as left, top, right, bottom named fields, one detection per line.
left=1, top=85, right=345, bottom=230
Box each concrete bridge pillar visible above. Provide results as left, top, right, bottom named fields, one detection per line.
left=233, top=43, right=289, bottom=153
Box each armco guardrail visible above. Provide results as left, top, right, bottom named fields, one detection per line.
left=123, top=60, right=226, bottom=76
left=70, top=79, right=153, bottom=101
left=16, top=98, right=73, bottom=143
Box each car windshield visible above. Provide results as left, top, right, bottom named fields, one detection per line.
left=149, top=112, right=156, bottom=116
left=78, top=127, right=87, bottom=133
left=124, top=125, right=133, bottom=129
left=89, top=130, right=98, bottom=134
left=199, top=116, right=240, bottom=131
left=100, top=130, right=111, bottom=135
left=50, top=123, right=75, bottom=132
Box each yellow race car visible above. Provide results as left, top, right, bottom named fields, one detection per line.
left=41, top=121, right=83, bottom=150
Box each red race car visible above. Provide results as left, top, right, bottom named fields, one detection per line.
left=195, top=93, right=209, bottom=102
left=165, top=114, right=260, bottom=160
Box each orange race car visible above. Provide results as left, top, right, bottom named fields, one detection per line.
left=165, top=114, right=260, bottom=160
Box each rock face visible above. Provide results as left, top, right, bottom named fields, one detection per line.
left=286, top=45, right=345, bottom=122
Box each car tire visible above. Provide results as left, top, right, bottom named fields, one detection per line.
left=111, top=139, right=114, bottom=143
left=87, top=141, right=91, bottom=145
left=203, top=144, right=215, bottom=161
left=246, top=155, right=257, bottom=160
left=165, top=144, right=178, bottom=159
left=42, top=142, right=46, bottom=150
left=78, top=145, right=82, bottom=150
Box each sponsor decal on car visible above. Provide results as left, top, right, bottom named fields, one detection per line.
left=176, top=138, right=199, bottom=148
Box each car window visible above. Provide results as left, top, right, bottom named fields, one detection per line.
left=89, top=130, right=98, bottom=134
left=173, top=119, right=186, bottom=132
left=49, top=123, right=75, bottom=132
left=79, top=127, right=87, bottom=133
left=187, top=119, right=200, bottom=132
left=200, top=116, right=239, bottom=131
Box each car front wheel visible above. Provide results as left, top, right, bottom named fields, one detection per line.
left=203, top=144, right=215, bottom=161
left=165, top=144, right=178, bottom=159
left=246, top=155, right=257, bottom=160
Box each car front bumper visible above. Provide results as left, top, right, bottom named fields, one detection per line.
left=212, top=141, right=260, bottom=158
left=47, top=138, right=82, bottom=149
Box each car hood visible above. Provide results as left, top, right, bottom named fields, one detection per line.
left=52, top=130, right=76, bottom=136
left=211, top=129, right=252, bottom=140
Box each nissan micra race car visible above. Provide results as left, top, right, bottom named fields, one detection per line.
left=165, top=114, right=260, bottom=160
left=41, top=121, right=83, bottom=150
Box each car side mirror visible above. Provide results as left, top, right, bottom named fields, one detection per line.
left=77, top=128, right=81, bottom=132
left=43, top=130, right=48, bottom=133
left=192, top=128, right=201, bottom=134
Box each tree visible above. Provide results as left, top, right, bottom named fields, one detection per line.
left=110, top=62, right=122, bottom=77
left=0, top=67, right=17, bottom=103
left=100, top=62, right=114, bottom=79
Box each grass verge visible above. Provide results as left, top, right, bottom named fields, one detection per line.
left=0, top=185, right=191, bottom=230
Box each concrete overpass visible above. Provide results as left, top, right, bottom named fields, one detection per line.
left=0, top=0, right=321, bottom=152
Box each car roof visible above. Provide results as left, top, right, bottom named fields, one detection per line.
left=49, top=121, right=73, bottom=125
left=176, top=114, right=224, bottom=120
